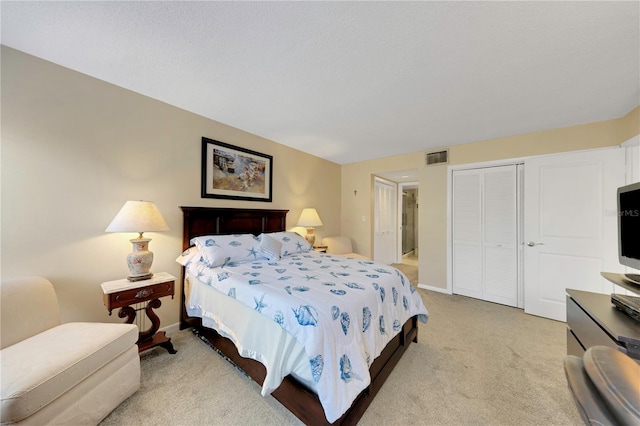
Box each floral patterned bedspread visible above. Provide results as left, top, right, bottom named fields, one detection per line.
left=186, top=251, right=428, bottom=423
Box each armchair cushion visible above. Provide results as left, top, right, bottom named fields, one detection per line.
left=583, top=345, right=640, bottom=425
left=564, top=346, right=640, bottom=426
left=563, top=355, right=618, bottom=425
left=1, top=322, right=138, bottom=424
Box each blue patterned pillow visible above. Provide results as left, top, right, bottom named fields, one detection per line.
left=259, top=234, right=282, bottom=261
left=190, top=234, right=265, bottom=267
left=262, top=231, right=312, bottom=257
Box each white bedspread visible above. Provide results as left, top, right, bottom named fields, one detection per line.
left=185, top=269, right=317, bottom=392
left=185, top=251, right=428, bottom=422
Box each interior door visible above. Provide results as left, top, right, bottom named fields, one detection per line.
left=524, top=148, right=625, bottom=321
left=374, top=178, right=397, bottom=264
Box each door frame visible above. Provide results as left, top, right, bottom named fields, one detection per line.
left=447, top=157, right=527, bottom=295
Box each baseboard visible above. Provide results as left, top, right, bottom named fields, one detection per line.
left=161, top=322, right=181, bottom=334
left=418, top=283, right=452, bottom=294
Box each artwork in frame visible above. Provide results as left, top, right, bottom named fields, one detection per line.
left=201, top=137, right=273, bottom=202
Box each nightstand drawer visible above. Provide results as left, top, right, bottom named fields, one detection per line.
left=104, top=281, right=174, bottom=311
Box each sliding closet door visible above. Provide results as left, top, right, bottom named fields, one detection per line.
left=452, top=165, right=518, bottom=307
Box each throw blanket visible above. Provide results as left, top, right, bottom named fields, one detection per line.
left=186, top=251, right=428, bottom=422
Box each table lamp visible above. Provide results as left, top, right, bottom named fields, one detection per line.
left=297, top=208, right=323, bottom=246
left=105, top=200, right=169, bottom=281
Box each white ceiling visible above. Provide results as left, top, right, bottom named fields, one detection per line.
left=2, top=1, right=638, bottom=165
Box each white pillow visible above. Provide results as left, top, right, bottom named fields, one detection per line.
left=175, top=246, right=204, bottom=266
left=190, top=234, right=265, bottom=267
left=263, top=231, right=312, bottom=257
left=259, top=234, right=282, bottom=261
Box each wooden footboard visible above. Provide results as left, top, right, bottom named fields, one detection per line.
left=191, top=316, right=419, bottom=426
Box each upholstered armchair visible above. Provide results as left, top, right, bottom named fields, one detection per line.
left=321, top=236, right=368, bottom=259
left=1, top=276, right=140, bottom=425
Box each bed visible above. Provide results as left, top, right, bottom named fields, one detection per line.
left=178, top=207, right=428, bottom=425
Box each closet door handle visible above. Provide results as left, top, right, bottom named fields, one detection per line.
left=526, top=241, right=544, bottom=247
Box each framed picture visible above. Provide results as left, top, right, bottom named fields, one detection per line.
left=201, top=137, right=273, bottom=202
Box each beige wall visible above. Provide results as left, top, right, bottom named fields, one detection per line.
left=1, top=47, right=341, bottom=326
left=620, top=105, right=640, bottom=143
left=342, top=105, right=640, bottom=290
left=3, top=46, right=638, bottom=325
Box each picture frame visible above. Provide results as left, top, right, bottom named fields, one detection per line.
left=201, top=137, right=273, bottom=202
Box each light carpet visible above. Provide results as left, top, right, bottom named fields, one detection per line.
left=100, top=265, right=581, bottom=426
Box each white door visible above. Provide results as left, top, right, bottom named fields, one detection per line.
left=524, top=148, right=625, bottom=321
left=452, top=165, right=518, bottom=307
left=452, top=170, right=483, bottom=299
left=483, top=166, right=518, bottom=306
left=374, top=178, right=397, bottom=264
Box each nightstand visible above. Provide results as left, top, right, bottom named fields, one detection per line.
left=314, top=245, right=328, bottom=253
left=101, top=272, right=177, bottom=354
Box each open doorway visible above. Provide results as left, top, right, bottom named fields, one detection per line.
left=401, top=184, right=418, bottom=266
left=374, top=169, right=419, bottom=266
left=374, top=170, right=419, bottom=285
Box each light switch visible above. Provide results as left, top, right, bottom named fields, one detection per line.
left=361, top=216, right=366, bottom=222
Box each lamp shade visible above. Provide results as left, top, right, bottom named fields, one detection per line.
left=297, top=208, right=323, bottom=227
left=105, top=201, right=169, bottom=234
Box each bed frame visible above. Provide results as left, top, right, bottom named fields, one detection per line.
left=180, top=206, right=419, bottom=426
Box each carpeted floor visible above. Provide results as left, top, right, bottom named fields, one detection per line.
left=100, top=266, right=581, bottom=426
left=391, top=262, right=418, bottom=287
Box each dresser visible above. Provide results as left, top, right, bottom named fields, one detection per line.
left=566, top=279, right=640, bottom=362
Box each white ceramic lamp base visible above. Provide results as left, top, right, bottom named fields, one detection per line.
left=305, top=227, right=316, bottom=246
left=127, top=238, right=154, bottom=281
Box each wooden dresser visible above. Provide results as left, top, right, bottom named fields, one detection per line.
left=566, top=287, right=640, bottom=361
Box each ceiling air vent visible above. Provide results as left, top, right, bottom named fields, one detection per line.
left=425, top=149, right=449, bottom=166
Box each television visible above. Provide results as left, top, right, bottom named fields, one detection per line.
left=618, top=181, right=640, bottom=285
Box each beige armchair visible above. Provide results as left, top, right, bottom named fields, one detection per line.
left=321, top=236, right=369, bottom=260
left=1, top=277, right=140, bottom=425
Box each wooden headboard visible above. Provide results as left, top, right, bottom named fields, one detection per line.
left=179, top=207, right=288, bottom=328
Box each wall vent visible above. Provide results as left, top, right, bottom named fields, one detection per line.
left=425, top=149, right=449, bottom=166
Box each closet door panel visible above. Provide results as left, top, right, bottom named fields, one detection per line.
left=484, top=246, right=518, bottom=305
left=452, top=165, right=518, bottom=307
left=453, top=244, right=483, bottom=299
left=483, top=166, right=518, bottom=307
left=452, top=171, right=483, bottom=298
left=452, top=172, right=482, bottom=242
left=484, top=167, right=517, bottom=245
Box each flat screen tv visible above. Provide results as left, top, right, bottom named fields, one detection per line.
left=618, top=181, right=640, bottom=285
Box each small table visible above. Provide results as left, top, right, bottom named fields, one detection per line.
left=101, top=272, right=177, bottom=354
left=313, top=245, right=328, bottom=253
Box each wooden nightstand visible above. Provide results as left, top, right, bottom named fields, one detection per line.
left=101, top=272, right=177, bottom=354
